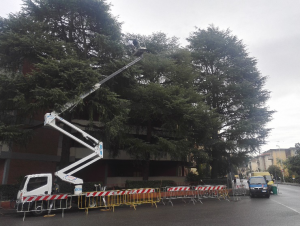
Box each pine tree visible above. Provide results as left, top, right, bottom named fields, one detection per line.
left=122, top=33, right=212, bottom=180
left=0, top=0, right=125, bottom=169
left=187, top=25, right=274, bottom=178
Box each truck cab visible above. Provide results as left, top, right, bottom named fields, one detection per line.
left=17, top=174, right=52, bottom=201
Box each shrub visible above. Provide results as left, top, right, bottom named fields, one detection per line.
left=0, top=184, right=19, bottom=200
left=125, top=180, right=176, bottom=189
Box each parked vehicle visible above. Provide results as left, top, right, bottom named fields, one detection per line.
left=248, top=176, right=270, bottom=198
left=251, top=172, right=274, bottom=191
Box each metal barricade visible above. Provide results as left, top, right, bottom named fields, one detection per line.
left=194, top=185, right=230, bottom=202
left=162, top=186, right=196, bottom=206
left=17, top=194, right=72, bottom=221
left=78, top=191, right=115, bottom=214
left=120, top=188, right=160, bottom=210
left=232, top=183, right=246, bottom=196
left=79, top=188, right=161, bottom=213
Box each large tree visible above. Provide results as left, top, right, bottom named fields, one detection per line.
left=0, top=0, right=126, bottom=168
left=285, top=143, right=300, bottom=176
left=187, top=25, right=274, bottom=178
left=120, top=33, right=213, bottom=180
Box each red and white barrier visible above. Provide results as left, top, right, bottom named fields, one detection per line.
left=195, top=185, right=225, bottom=191
left=86, top=189, right=155, bottom=197
left=167, top=187, right=190, bottom=192
left=86, top=191, right=116, bottom=197
left=129, top=189, right=155, bottom=194
left=194, top=185, right=229, bottom=201
left=22, top=194, right=68, bottom=202
left=162, top=186, right=196, bottom=206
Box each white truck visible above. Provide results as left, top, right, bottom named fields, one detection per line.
left=16, top=46, right=146, bottom=215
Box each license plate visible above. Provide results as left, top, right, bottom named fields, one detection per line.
left=262, top=190, right=266, bottom=192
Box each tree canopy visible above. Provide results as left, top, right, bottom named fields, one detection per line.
left=0, top=0, right=126, bottom=168
left=0, top=3, right=273, bottom=180
left=187, top=25, right=274, bottom=178
left=285, top=143, right=300, bottom=176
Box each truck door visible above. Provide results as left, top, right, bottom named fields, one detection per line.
left=22, top=175, right=52, bottom=197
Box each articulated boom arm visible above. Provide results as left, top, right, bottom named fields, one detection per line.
left=44, top=48, right=146, bottom=184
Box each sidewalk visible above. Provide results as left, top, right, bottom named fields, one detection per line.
left=0, top=202, right=16, bottom=216
left=280, top=182, right=300, bottom=187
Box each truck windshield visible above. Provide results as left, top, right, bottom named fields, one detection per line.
left=19, top=176, right=27, bottom=190
left=250, top=177, right=266, bottom=184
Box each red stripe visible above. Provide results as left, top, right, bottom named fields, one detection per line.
left=36, top=196, right=43, bottom=201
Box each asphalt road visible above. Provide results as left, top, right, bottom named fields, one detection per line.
left=1, top=184, right=300, bottom=226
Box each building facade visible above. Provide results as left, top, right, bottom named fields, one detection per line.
left=0, top=116, right=189, bottom=185
left=249, top=147, right=296, bottom=177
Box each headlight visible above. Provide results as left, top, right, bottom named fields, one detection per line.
left=263, top=187, right=267, bottom=190
left=250, top=187, right=255, bottom=190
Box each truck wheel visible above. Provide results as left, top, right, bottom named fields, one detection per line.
left=249, top=192, right=252, bottom=198
left=31, top=202, right=46, bottom=216
left=266, top=194, right=270, bottom=198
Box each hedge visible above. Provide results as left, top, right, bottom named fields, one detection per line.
left=125, top=180, right=176, bottom=189
left=0, top=184, right=19, bottom=201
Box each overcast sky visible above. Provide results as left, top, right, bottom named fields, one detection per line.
left=1, top=0, right=299, bottom=152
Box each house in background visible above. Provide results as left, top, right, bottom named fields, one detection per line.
left=249, top=147, right=296, bottom=177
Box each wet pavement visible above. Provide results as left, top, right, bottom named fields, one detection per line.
left=1, top=184, right=300, bottom=226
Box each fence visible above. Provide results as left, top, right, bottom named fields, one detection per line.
left=16, top=194, right=72, bottom=221
left=162, top=186, right=197, bottom=206
left=194, top=185, right=230, bottom=202
left=161, top=185, right=230, bottom=206
left=14, top=184, right=233, bottom=220
left=78, top=188, right=161, bottom=214
left=232, top=180, right=248, bottom=197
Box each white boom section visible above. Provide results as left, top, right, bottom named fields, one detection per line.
left=53, top=52, right=145, bottom=116
left=44, top=48, right=146, bottom=185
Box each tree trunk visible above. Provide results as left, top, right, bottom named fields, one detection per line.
left=211, top=148, right=219, bottom=179
left=142, top=120, right=152, bottom=181
left=142, top=159, right=150, bottom=181
left=210, top=127, right=219, bottom=179
left=59, top=112, right=72, bottom=169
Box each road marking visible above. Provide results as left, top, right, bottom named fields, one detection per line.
left=272, top=199, right=300, bottom=214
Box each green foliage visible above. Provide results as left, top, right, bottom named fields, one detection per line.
left=267, top=165, right=282, bottom=179
left=0, top=0, right=127, bottom=169
left=285, top=143, right=300, bottom=176
left=125, top=180, right=176, bottom=189
left=185, top=172, right=227, bottom=185
left=120, top=33, right=213, bottom=179
left=0, top=4, right=273, bottom=182
left=187, top=25, right=274, bottom=178
left=185, top=172, right=201, bottom=183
